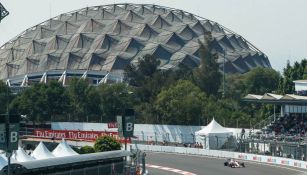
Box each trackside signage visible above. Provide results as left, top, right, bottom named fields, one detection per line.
left=107, top=122, right=118, bottom=128
left=34, top=129, right=130, bottom=143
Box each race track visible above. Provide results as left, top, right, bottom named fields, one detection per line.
left=146, top=152, right=307, bottom=175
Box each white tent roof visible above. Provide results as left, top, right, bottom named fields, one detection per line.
left=31, top=142, right=55, bottom=160
left=13, top=147, right=35, bottom=162
left=0, top=155, right=7, bottom=170
left=52, top=139, right=79, bottom=157
left=195, top=118, right=232, bottom=135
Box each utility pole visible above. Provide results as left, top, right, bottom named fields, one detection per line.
left=3, top=86, right=19, bottom=175
left=222, top=48, right=226, bottom=98
left=6, top=83, right=11, bottom=175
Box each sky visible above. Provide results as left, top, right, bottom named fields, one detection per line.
left=0, top=0, right=306, bottom=72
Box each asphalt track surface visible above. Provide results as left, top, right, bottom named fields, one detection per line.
left=146, top=152, right=307, bottom=175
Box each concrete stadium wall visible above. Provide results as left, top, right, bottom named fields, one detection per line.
left=130, top=144, right=307, bottom=171
left=51, top=122, right=253, bottom=143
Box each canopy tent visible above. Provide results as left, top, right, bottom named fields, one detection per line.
left=52, top=139, right=79, bottom=157
left=13, top=147, right=35, bottom=162
left=31, top=142, right=55, bottom=160
left=0, top=155, right=7, bottom=170
left=195, top=118, right=233, bottom=149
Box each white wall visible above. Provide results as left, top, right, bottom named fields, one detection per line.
left=285, top=105, right=307, bottom=113
left=51, top=122, right=255, bottom=143
left=295, top=82, right=307, bottom=91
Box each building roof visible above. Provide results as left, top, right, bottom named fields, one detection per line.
left=243, top=93, right=307, bottom=104
left=14, top=150, right=130, bottom=170
left=0, top=3, right=271, bottom=85
left=293, top=80, right=307, bottom=84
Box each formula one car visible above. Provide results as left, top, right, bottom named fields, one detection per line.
left=224, top=158, right=245, bottom=168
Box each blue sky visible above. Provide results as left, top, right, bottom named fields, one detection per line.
left=0, top=0, right=306, bottom=72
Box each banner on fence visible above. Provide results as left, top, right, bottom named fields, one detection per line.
left=107, top=122, right=118, bottom=128
left=33, top=129, right=130, bottom=143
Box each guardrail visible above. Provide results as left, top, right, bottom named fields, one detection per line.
left=130, top=144, right=307, bottom=171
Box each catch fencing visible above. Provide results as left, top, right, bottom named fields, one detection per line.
left=130, top=144, right=307, bottom=171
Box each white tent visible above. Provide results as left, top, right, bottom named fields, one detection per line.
left=13, top=147, right=35, bottom=162
left=31, top=142, right=55, bottom=160
left=0, top=154, right=7, bottom=170
left=195, top=118, right=233, bottom=149
left=52, top=139, right=79, bottom=157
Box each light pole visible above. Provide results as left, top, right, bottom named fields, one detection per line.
left=5, top=84, right=11, bottom=175
left=191, top=133, right=195, bottom=144
left=215, top=136, right=219, bottom=149
left=222, top=48, right=226, bottom=98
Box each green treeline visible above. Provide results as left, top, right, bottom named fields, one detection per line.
left=0, top=33, right=306, bottom=128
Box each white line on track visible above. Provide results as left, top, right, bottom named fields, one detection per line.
left=146, top=164, right=197, bottom=175
left=147, top=151, right=307, bottom=175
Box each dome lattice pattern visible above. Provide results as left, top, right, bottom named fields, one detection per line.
left=0, top=3, right=271, bottom=86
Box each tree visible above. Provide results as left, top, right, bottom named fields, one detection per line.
left=67, top=79, right=100, bottom=122
left=193, top=33, right=222, bottom=96
left=124, top=55, right=163, bottom=102
left=94, top=136, right=121, bottom=152
left=10, top=83, right=49, bottom=125
left=79, top=145, right=95, bottom=154
left=203, top=97, right=252, bottom=128
left=155, top=80, right=206, bottom=125
left=98, top=83, right=135, bottom=122
left=224, top=73, right=246, bottom=100
left=0, top=81, right=11, bottom=114
left=278, top=59, right=307, bottom=94
left=44, top=81, right=70, bottom=121
left=124, top=54, right=160, bottom=87
left=244, top=67, right=280, bottom=94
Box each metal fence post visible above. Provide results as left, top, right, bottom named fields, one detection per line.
left=142, top=152, right=146, bottom=175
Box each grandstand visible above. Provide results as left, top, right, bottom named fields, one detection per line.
left=243, top=92, right=307, bottom=159
left=243, top=93, right=307, bottom=135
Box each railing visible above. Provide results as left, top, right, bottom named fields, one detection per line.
left=130, top=144, right=307, bottom=171
left=252, top=113, right=282, bottom=130
left=132, top=135, right=307, bottom=162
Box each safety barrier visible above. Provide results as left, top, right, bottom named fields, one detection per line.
left=130, top=144, right=307, bottom=171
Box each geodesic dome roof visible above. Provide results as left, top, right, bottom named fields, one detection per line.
left=0, top=3, right=271, bottom=85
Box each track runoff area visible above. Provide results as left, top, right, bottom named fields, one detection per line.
left=145, top=152, right=307, bottom=175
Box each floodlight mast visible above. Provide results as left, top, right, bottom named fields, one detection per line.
left=0, top=3, right=9, bottom=23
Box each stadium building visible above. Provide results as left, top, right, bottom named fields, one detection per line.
left=0, top=3, right=271, bottom=87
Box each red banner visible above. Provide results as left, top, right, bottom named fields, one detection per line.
left=107, top=122, right=118, bottom=128
left=34, top=129, right=130, bottom=143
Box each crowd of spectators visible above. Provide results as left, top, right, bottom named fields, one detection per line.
left=138, top=139, right=204, bottom=149
left=266, top=113, right=307, bottom=137
left=183, top=142, right=204, bottom=149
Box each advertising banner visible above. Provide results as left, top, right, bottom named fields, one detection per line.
left=107, top=122, right=118, bottom=128
left=33, top=129, right=130, bottom=143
